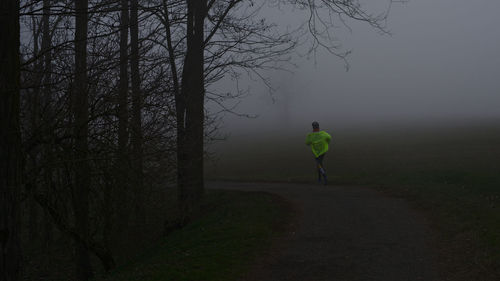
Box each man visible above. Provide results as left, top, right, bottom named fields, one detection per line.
left=306, top=121, right=332, bottom=185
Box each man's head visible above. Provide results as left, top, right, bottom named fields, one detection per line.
left=312, top=121, right=319, bottom=131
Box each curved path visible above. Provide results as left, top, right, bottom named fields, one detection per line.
left=207, top=181, right=440, bottom=281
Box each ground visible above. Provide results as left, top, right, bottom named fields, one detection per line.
left=208, top=181, right=439, bottom=281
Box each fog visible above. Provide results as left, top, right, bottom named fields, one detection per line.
left=211, top=0, right=500, bottom=135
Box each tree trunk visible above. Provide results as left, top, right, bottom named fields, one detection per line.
left=129, top=0, right=144, bottom=225
left=73, top=0, right=93, bottom=280
left=0, top=1, right=22, bottom=280
left=116, top=0, right=130, bottom=229
left=26, top=0, right=45, bottom=244
left=40, top=0, right=54, bottom=250
left=178, top=0, right=207, bottom=220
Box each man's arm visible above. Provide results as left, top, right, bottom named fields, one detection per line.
left=305, top=134, right=312, bottom=145
left=325, top=132, right=332, bottom=143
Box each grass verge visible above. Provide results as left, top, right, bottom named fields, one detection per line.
left=96, top=189, right=294, bottom=281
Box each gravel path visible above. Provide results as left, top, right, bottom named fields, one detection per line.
left=207, top=181, right=440, bottom=281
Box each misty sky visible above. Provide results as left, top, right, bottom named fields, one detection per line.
left=212, top=0, right=500, bottom=133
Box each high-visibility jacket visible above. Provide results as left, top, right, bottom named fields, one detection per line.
left=306, top=131, right=332, bottom=157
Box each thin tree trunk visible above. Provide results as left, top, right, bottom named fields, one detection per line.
left=102, top=171, right=112, bottom=254
left=27, top=3, right=43, bottom=244
left=116, top=0, right=130, bottom=229
left=129, top=0, right=144, bottom=225
left=178, top=0, right=207, bottom=220
left=177, top=1, right=194, bottom=222
left=162, top=0, right=189, bottom=223
left=73, top=0, right=92, bottom=279
left=42, top=0, right=51, bottom=96
left=0, top=1, right=22, bottom=280
left=40, top=0, right=54, bottom=250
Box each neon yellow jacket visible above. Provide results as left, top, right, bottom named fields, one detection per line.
left=306, top=131, right=332, bottom=157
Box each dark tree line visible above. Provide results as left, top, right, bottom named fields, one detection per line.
left=1, top=0, right=390, bottom=280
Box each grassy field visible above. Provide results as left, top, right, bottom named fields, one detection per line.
left=206, top=122, right=500, bottom=277
left=96, top=190, right=294, bottom=281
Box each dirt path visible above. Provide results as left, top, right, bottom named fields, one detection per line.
left=207, top=181, right=440, bottom=281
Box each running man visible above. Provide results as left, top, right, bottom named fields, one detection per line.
left=306, top=121, right=332, bottom=185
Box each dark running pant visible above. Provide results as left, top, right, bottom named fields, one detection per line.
left=315, top=153, right=326, bottom=180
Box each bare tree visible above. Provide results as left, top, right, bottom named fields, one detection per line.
left=39, top=0, right=53, bottom=248
left=157, top=0, right=391, bottom=219
left=130, top=0, right=144, bottom=224
left=73, top=0, right=93, bottom=279
left=176, top=0, right=208, bottom=219
left=0, top=1, right=23, bottom=280
left=115, top=0, right=131, bottom=231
